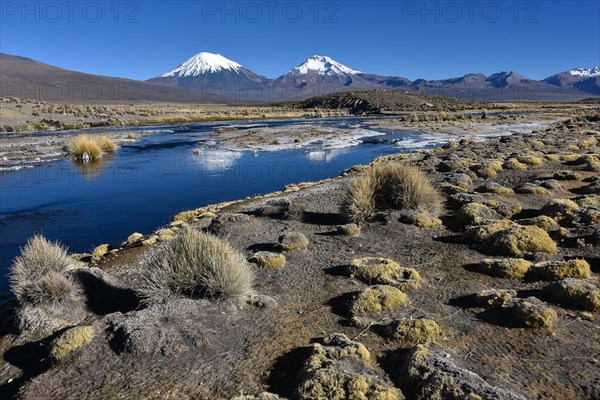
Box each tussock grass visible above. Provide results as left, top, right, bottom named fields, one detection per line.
left=136, top=227, right=254, bottom=304
left=68, top=134, right=102, bottom=159
left=342, top=172, right=377, bottom=223
left=9, top=235, right=83, bottom=334
left=343, top=163, right=442, bottom=223
left=10, top=235, right=74, bottom=304
left=97, top=136, right=117, bottom=152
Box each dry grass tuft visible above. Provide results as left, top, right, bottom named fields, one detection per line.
left=342, top=172, right=376, bottom=223
left=136, top=227, right=254, bottom=304
left=343, top=163, right=442, bottom=223
left=96, top=136, right=117, bottom=152
left=9, top=235, right=84, bottom=335
left=10, top=235, right=74, bottom=304
left=68, top=134, right=102, bottom=160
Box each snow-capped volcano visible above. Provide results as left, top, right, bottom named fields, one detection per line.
left=149, top=51, right=268, bottom=101
left=159, top=52, right=243, bottom=77
left=290, top=55, right=362, bottom=76
left=568, top=67, right=600, bottom=78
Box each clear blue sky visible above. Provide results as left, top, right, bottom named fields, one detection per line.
left=1, top=1, right=599, bottom=81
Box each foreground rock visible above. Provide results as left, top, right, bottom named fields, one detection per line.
left=398, top=345, right=527, bottom=400
left=294, top=333, right=403, bottom=400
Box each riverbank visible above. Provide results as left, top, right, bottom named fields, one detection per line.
left=1, top=110, right=598, bottom=399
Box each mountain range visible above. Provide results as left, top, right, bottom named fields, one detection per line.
left=149, top=52, right=599, bottom=102
left=1, top=52, right=598, bottom=103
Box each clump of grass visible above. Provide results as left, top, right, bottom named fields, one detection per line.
left=342, top=163, right=442, bottom=223
left=68, top=134, right=118, bottom=160
left=136, top=227, right=254, bottom=304
left=96, top=136, right=117, bottom=152
left=9, top=235, right=83, bottom=335
left=68, top=134, right=102, bottom=160
left=10, top=235, right=73, bottom=303
left=342, top=172, right=376, bottom=223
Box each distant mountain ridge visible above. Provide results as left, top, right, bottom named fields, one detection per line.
left=150, top=52, right=598, bottom=101
left=1, top=52, right=597, bottom=103
left=0, top=53, right=224, bottom=103
left=543, top=67, right=600, bottom=96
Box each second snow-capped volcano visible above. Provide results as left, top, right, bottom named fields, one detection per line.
left=289, top=55, right=362, bottom=76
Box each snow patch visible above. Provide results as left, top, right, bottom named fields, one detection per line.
left=568, top=67, right=600, bottom=78
left=160, top=52, right=243, bottom=77
left=291, top=55, right=361, bottom=76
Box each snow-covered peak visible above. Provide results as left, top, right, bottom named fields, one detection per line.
left=291, top=55, right=361, bottom=76
left=160, top=52, right=243, bottom=77
left=568, top=67, right=600, bottom=78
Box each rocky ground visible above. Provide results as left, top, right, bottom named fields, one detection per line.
left=0, top=111, right=599, bottom=400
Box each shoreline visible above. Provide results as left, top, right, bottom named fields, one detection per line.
left=80, top=113, right=563, bottom=263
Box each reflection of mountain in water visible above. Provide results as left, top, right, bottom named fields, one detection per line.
left=304, top=148, right=349, bottom=163
left=191, top=149, right=244, bottom=172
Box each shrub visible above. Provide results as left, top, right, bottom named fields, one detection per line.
left=248, top=251, right=286, bottom=269
left=455, top=203, right=500, bottom=226
left=96, top=136, right=117, bottom=152
left=518, top=215, right=559, bottom=231
left=400, top=211, right=442, bottom=228
left=136, top=227, right=254, bottom=304
left=544, top=279, right=600, bottom=312
left=477, top=258, right=532, bottom=279
left=69, top=134, right=102, bottom=160
left=518, top=155, right=543, bottom=166
left=351, top=285, right=408, bottom=315
left=511, top=297, right=557, bottom=329
left=489, top=225, right=557, bottom=257
left=385, top=318, right=441, bottom=342
left=350, top=257, right=421, bottom=291
left=343, top=163, right=442, bottom=223
left=50, top=325, right=95, bottom=360
left=503, top=158, right=527, bottom=171
left=529, top=259, right=591, bottom=281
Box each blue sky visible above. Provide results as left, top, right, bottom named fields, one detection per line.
left=1, top=1, right=599, bottom=81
